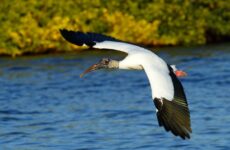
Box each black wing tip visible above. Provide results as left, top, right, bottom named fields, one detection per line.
left=154, top=98, right=192, bottom=140
left=59, top=28, right=66, bottom=33
left=59, top=29, right=76, bottom=37
left=59, top=29, right=68, bottom=39
left=59, top=29, right=119, bottom=48
left=59, top=29, right=95, bottom=47
left=158, top=113, right=192, bottom=140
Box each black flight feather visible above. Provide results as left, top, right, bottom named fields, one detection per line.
left=59, top=29, right=118, bottom=47
left=153, top=65, right=192, bottom=140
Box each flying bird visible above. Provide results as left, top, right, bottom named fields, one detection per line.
left=60, top=29, right=192, bottom=139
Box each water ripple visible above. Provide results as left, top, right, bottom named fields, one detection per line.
left=0, top=46, right=230, bottom=149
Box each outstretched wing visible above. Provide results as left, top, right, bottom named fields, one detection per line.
left=60, top=29, right=192, bottom=139
left=60, top=29, right=150, bottom=54
left=150, top=65, right=192, bottom=139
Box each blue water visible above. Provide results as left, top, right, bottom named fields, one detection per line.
left=0, top=44, right=230, bottom=150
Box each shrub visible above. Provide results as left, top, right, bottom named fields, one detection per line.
left=0, top=0, right=229, bottom=56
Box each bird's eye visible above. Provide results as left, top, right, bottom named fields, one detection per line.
left=101, top=58, right=110, bottom=64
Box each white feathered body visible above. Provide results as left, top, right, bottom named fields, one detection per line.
left=119, top=51, right=174, bottom=100
left=95, top=41, right=174, bottom=100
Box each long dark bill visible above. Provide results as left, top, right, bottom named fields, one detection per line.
left=80, top=63, right=101, bottom=78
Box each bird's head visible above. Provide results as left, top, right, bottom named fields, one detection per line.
left=80, top=58, right=118, bottom=78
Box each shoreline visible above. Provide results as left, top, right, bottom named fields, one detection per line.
left=1, top=42, right=229, bottom=58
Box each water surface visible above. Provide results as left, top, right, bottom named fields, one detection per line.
left=0, top=44, right=230, bottom=150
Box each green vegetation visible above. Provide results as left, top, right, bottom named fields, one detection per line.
left=0, top=0, right=230, bottom=56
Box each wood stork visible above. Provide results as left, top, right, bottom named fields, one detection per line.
left=60, top=29, right=192, bottom=139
